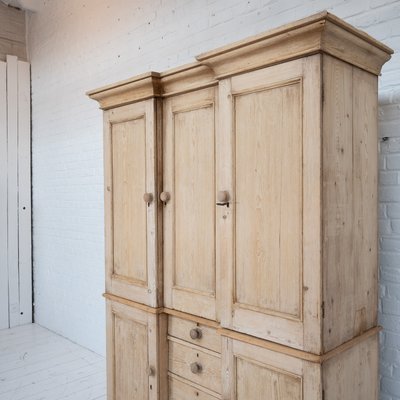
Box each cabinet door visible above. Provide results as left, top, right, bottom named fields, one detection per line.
left=222, top=336, right=321, bottom=400
left=104, top=99, right=162, bottom=306
left=218, top=56, right=322, bottom=352
left=163, top=87, right=218, bottom=320
left=106, top=299, right=167, bottom=400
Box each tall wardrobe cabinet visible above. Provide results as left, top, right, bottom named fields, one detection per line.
left=88, top=12, right=393, bottom=400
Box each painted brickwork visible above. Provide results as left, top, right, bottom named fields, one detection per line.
left=27, top=1, right=400, bottom=396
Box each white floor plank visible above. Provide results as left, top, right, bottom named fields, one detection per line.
left=0, top=324, right=106, bottom=400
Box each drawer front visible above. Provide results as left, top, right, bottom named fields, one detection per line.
left=169, top=339, right=221, bottom=393
left=168, top=315, right=221, bottom=353
left=169, top=376, right=220, bottom=400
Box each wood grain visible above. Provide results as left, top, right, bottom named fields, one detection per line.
left=322, top=55, right=378, bottom=352
left=163, top=88, right=217, bottom=320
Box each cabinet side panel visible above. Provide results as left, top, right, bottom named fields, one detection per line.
left=322, top=54, right=378, bottom=351
left=322, top=334, right=378, bottom=400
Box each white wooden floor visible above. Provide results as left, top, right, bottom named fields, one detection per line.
left=0, top=323, right=106, bottom=400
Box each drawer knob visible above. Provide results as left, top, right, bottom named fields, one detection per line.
left=160, top=191, right=171, bottom=203
left=190, top=362, right=202, bottom=374
left=148, top=366, right=156, bottom=376
left=143, top=192, right=153, bottom=204
left=190, top=328, right=202, bottom=340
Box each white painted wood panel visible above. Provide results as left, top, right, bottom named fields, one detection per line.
left=17, top=60, right=31, bottom=325
left=0, top=56, right=32, bottom=329
left=0, top=61, right=8, bottom=330
left=6, top=55, right=19, bottom=328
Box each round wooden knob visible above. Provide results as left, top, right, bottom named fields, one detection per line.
left=143, top=193, right=153, bottom=203
left=217, top=190, right=229, bottom=203
left=160, top=191, right=171, bottom=203
left=190, top=362, right=202, bottom=374
left=190, top=328, right=202, bottom=340
left=148, top=366, right=156, bottom=376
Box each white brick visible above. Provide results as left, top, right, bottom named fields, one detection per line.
left=388, top=204, right=400, bottom=218
left=381, top=171, right=399, bottom=185
left=380, top=186, right=400, bottom=202
left=387, top=155, right=400, bottom=170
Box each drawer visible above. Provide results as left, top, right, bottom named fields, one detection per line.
left=169, top=375, right=220, bottom=400
left=169, top=339, right=221, bottom=394
left=168, top=315, right=221, bottom=353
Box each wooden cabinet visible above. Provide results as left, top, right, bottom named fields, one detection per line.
left=88, top=11, right=392, bottom=400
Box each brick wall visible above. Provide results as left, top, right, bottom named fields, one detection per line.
left=27, top=1, right=400, bottom=395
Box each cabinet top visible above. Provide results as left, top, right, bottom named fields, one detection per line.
left=88, top=11, right=393, bottom=110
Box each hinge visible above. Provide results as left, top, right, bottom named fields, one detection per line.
left=321, top=301, right=325, bottom=319
left=322, top=389, right=325, bottom=400
left=321, top=82, right=325, bottom=103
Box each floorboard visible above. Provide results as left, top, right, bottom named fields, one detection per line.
left=0, top=324, right=106, bottom=400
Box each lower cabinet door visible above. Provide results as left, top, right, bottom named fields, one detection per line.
left=106, top=299, right=167, bottom=400
left=221, top=332, right=379, bottom=400
left=221, top=335, right=321, bottom=400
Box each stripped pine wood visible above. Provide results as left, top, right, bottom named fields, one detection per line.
left=219, top=57, right=322, bottom=352
left=163, top=88, right=217, bottom=321
left=106, top=299, right=167, bottom=400
left=87, top=12, right=393, bottom=400
left=0, top=61, right=8, bottom=330
left=104, top=100, right=161, bottom=307
left=0, top=324, right=105, bottom=400
left=322, top=55, right=379, bottom=351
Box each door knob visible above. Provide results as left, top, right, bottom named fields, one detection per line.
left=160, top=191, right=171, bottom=203
left=148, top=366, right=156, bottom=376
left=217, top=190, right=230, bottom=205
left=190, top=362, right=202, bottom=374
left=143, top=193, right=153, bottom=204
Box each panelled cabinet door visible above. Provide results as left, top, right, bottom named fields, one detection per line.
left=163, top=87, right=219, bottom=321
left=221, top=337, right=321, bottom=400
left=106, top=300, right=167, bottom=400
left=218, top=56, right=322, bottom=352
left=104, top=99, right=162, bottom=307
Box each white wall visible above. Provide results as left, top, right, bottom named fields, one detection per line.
left=27, top=0, right=400, bottom=394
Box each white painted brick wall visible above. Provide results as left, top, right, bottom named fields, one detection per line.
left=26, top=0, right=400, bottom=395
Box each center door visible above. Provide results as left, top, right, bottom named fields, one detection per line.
left=163, top=87, right=218, bottom=321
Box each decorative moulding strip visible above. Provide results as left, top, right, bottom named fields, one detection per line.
left=218, top=326, right=381, bottom=364
left=103, top=293, right=164, bottom=314
left=87, top=72, right=162, bottom=110
left=88, top=11, right=393, bottom=107
left=196, top=12, right=392, bottom=78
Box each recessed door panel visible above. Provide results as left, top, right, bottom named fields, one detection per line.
left=174, top=106, right=215, bottom=294
left=114, top=312, right=148, bottom=400
left=236, top=357, right=302, bottom=400
left=112, top=118, right=147, bottom=285
left=234, top=82, right=302, bottom=319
